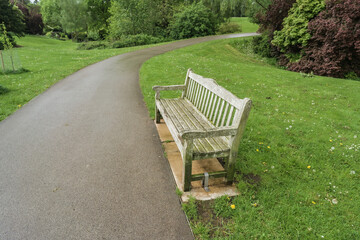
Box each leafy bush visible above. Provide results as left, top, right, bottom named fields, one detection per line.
left=289, top=0, right=360, bottom=78
left=111, top=34, right=164, bottom=48
left=252, top=34, right=275, bottom=58
left=17, top=3, right=44, bottom=35
left=256, top=0, right=296, bottom=38
left=272, top=0, right=325, bottom=53
left=73, top=32, right=87, bottom=42
left=45, top=31, right=67, bottom=40
left=169, top=2, right=218, bottom=40
left=77, top=41, right=109, bottom=50
left=217, top=22, right=241, bottom=34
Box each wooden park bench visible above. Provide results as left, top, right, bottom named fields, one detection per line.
left=153, top=69, right=252, bottom=191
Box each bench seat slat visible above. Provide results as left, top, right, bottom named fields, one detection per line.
left=158, top=98, right=230, bottom=158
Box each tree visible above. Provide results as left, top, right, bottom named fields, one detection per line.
left=86, top=0, right=111, bottom=37
left=58, top=0, right=88, bottom=37
left=16, top=2, right=44, bottom=35
left=108, top=0, right=159, bottom=39
left=0, top=0, right=25, bottom=38
left=40, top=0, right=62, bottom=31
left=271, top=0, right=325, bottom=53
left=169, top=2, right=218, bottom=40
left=289, top=0, right=360, bottom=78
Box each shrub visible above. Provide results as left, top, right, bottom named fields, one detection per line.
left=272, top=0, right=325, bottom=53
left=77, top=41, right=109, bottom=50
left=256, top=0, right=296, bottom=38
left=73, top=32, right=87, bottom=42
left=252, top=34, right=276, bottom=58
left=169, top=2, right=218, bottom=40
left=289, top=0, right=360, bottom=78
left=217, top=22, right=241, bottom=34
left=111, top=34, right=164, bottom=48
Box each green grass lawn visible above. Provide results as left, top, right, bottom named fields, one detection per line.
left=0, top=35, right=160, bottom=121
left=230, top=17, right=259, bottom=33
left=140, top=38, right=360, bottom=239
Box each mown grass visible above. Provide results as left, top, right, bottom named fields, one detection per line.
left=230, top=17, right=259, bottom=33
left=0, top=35, right=160, bottom=121
left=140, top=37, right=360, bottom=239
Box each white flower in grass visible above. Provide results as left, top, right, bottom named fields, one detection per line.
left=350, top=170, right=355, bottom=175
left=332, top=199, right=338, bottom=204
left=354, top=135, right=357, bottom=139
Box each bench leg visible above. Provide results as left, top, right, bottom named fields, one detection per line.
left=155, top=106, right=161, bottom=123
left=183, top=140, right=193, bottom=191
left=226, top=151, right=237, bottom=185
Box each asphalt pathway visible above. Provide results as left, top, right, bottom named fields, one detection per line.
left=0, top=33, right=258, bottom=240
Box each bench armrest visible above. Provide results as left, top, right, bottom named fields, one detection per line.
left=180, top=127, right=238, bottom=140
left=152, top=85, right=186, bottom=92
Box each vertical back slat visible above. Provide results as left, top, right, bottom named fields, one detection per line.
left=205, top=92, right=214, bottom=118
left=195, top=85, right=204, bottom=108
left=198, top=87, right=206, bottom=110
left=200, top=89, right=210, bottom=114
left=226, top=106, right=234, bottom=126
left=210, top=95, right=218, bottom=123
left=186, top=79, right=194, bottom=99
left=212, top=97, right=222, bottom=124
left=215, top=99, right=225, bottom=127
left=220, top=102, right=230, bottom=127
left=191, top=82, right=199, bottom=103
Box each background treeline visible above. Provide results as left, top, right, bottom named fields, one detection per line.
left=1, top=0, right=263, bottom=46
left=253, top=0, right=360, bottom=79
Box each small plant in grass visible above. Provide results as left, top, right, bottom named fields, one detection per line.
left=182, top=196, right=198, bottom=221
left=213, top=195, right=235, bottom=218
left=175, top=187, right=183, bottom=197
left=192, top=222, right=211, bottom=239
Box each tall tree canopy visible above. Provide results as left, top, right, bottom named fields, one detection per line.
left=0, top=0, right=26, bottom=37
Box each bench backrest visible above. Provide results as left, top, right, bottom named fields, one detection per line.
left=182, top=69, right=251, bottom=129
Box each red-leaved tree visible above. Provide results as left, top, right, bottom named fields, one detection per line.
left=289, top=0, right=360, bottom=78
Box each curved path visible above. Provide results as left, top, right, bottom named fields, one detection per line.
left=0, top=33, right=257, bottom=239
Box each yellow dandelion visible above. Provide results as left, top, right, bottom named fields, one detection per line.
left=264, top=169, right=268, bottom=173
left=252, top=203, right=258, bottom=207
left=256, top=149, right=259, bottom=152
left=230, top=204, right=235, bottom=209
left=259, top=142, right=263, bottom=145
left=262, top=162, right=266, bottom=165
left=340, top=143, right=343, bottom=146
left=18, top=105, right=21, bottom=108
left=267, top=146, right=271, bottom=149
left=329, top=139, right=333, bottom=142
left=312, top=201, right=316, bottom=205
left=307, top=165, right=311, bottom=169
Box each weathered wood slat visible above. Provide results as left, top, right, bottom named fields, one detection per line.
left=216, top=99, right=225, bottom=127
left=226, top=106, right=234, bottom=126
left=205, top=92, right=214, bottom=118
left=221, top=102, right=230, bottom=127
left=186, top=79, right=194, bottom=100
left=191, top=171, right=227, bottom=181
left=188, top=71, right=244, bottom=109
left=179, top=99, right=229, bottom=153
left=153, top=69, right=252, bottom=191
left=171, top=99, right=222, bottom=156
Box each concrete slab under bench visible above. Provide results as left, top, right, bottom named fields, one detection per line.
left=156, top=120, right=239, bottom=202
